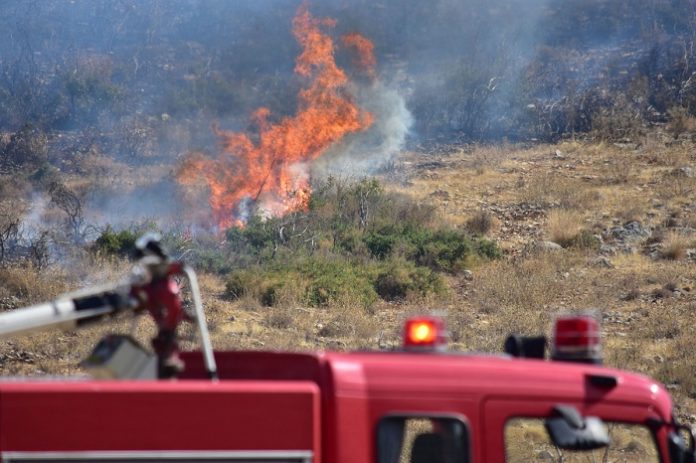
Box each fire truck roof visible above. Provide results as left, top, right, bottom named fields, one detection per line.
left=179, top=349, right=673, bottom=423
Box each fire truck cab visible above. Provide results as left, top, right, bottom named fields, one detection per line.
left=0, top=317, right=694, bottom=463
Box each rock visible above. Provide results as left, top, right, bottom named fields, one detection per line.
left=653, top=355, right=665, bottom=363
left=0, top=296, right=20, bottom=311
left=652, top=287, right=672, bottom=300
left=600, top=244, right=618, bottom=256
left=593, top=256, right=614, bottom=268
left=620, top=288, right=641, bottom=301
left=536, top=241, right=563, bottom=252
left=430, top=189, right=450, bottom=199
left=609, top=221, right=650, bottom=244
left=672, top=166, right=694, bottom=178
left=462, top=270, right=474, bottom=281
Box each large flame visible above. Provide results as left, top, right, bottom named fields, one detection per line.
left=178, top=6, right=374, bottom=229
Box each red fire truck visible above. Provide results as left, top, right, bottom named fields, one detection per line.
left=0, top=236, right=693, bottom=462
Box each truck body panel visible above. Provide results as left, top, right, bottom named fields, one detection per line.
left=0, top=350, right=672, bottom=462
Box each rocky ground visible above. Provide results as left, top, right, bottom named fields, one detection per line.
left=394, top=134, right=696, bottom=423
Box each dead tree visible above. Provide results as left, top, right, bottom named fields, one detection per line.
left=29, top=230, right=50, bottom=270
left=0, top=199, right=24, bottom=264
left=48, top=181, right=84, bottom=244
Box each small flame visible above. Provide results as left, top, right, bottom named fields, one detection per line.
left=178, top=5, right=374, bottom=229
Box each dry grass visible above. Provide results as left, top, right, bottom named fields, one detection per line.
left=520, top=174, right=598, bottom=210
left=464, top=209, right=497, bottom=235
left=506, top=419, right=658, bottom=462
left=660, top=231, right=691, bottom=260
left=468, top=253, right=579, bottom=351
left=0, top=265, right=70, bottom=305
left=546, top=209, right=583, bottom=247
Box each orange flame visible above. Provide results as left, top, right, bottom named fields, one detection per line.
left=342, top=32, right=376, bottom=79
left=178, top=5, right=374, bottom=229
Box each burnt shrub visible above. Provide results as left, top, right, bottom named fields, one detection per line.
left=465, top=210, right=495, bottom=235
left=0, top=124, right=48, bottom=171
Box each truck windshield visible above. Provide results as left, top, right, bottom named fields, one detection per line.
left=505, top=418, right=659, bottom=462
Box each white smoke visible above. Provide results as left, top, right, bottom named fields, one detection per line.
left=316, top=79, right=413, bottom=176
left=20, top=193, right=49, bottom=240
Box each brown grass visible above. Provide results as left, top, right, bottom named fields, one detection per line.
left=464, top=209, right=497, bottom=235
left=0, top=265, right=70, bottom=305
left=660, top=231, right=690, bottom=260
left=546, top=209, right=583, bottom=247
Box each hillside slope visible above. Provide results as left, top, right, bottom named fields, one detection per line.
left=1, top=131, right=694, bottom=424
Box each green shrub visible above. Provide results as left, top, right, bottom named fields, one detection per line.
left=225, top=257, right=378, bottom=309
left=411, top=229, right=472, bottom=273
left=567, top=230, right=601, bottom=251
left=333, top=227, right=364, bottom=254
left=475, top=238, right=503, bottom=259
left=364, top=228, right=398, bottom=259
left=225, top=269, right=262, bottom=300
left=224, top=267, right=293, bottom=307
left=364, top=224, right=499, bottom=273
left=303, top=257, right=378, bottom=309
left=93, top=227, right=138, bottom=258
left=186, top=248, right=231, bottom=274
left=374, top=259, right=445, bottom=301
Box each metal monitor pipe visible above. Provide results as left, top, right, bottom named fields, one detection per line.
left=0, top=236, right=218, bottom=381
